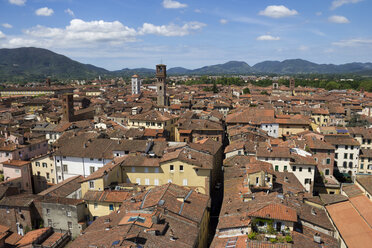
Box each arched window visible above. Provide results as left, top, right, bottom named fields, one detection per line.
left=349, top=162, right=353, bottom=168
left=325, top=169, right=330, bottom=176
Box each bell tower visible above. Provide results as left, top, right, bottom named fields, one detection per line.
left=156, top=64, right=167, bottom=106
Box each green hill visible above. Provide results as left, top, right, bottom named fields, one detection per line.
left=0, top=47, right=108, bottom=82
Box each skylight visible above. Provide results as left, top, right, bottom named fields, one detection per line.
left=128, top=216, right=146, bottom=223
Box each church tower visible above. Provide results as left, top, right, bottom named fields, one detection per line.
left=131, top=74, right=141, bottom=95
left=156, top=64, right=167, bottom=106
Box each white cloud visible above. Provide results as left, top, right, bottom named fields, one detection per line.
left=35, top=7, right=54, bottom=16
left=8, top=0, right=26, bottom=6
left=219, top=19, right=228, bottom=24
left=0, top=31, right=6, bottom=39
left=298, top=45, right=309, bottom=51
left=0, top=19, right=205, bottom=50
left=328, top=15, right=350, bottom=23
left=2, top=23, right=13, bottom=28
left=331, top=0, right=363, bottom=10
left=139, top=22, right=206, bottom=36
left=256, top=35, right=280, bottom=41
left=162, top=0, right=187, bottom=9
left=65, top=8, right=74, bottom=17
left=24, top=19, right=137, bottom=45
left=333, top=38, right=372, bottom=47
left=259, top=5, right=298, bottom=18
left=194, top=9, right=201, bottom=13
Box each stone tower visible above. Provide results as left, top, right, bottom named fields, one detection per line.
left=289, top=78, right=295, bottom=90
left=131, top=74, right=141, bottom=95
left=156, top=64, right=167, bottom=106
left=62, top=93, right=74, bottom=122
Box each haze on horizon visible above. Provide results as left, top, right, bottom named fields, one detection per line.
left=1, top=0, right=371, bottom=70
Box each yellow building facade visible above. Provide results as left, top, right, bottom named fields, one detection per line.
left=31, top=153, right=57, bottom=193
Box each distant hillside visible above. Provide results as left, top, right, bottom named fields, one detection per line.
left=190, top=61, right=254, bottom=75
left=252, top=59, right=372, bottom=74
left=1, top=47, right=372, bottom=82
left=0, top=47, right=108, bottom=82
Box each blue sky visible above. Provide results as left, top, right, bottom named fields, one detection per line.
left=0, top=0, right=372, bottom=70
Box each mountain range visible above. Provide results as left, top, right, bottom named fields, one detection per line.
left=1, top=47, right=372, bottom=82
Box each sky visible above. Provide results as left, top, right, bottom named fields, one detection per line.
left=0, top=0, right=372, bottom=70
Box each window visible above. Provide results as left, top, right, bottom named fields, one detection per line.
left=68, top=221, right=72, bottom=230
left=48, top=219, right=52, bottom=227
left=154, top=168, right=159, bottom=173
left=256, top=177, right=259, bottom=184
left=154, top=179, right=159, bottom=185
left=308, top=167, right=312, bottom=173
left=46, top=209, right=50, bottom=215
left=180, top=165, right=184, bottom=172
left=42, top=163, right=47, bottom=168
left=345, top=145, right=348, bottom=150
left=275, top=165, right=279, bottom=171
left=284, top=166, right=288, bottom=171
left=305, top=178, right=311, bottom=184
left=293, top=166, right=296, bottom=171
left=131, top=167, right=135, bottom=173
left=325, top=169, right=330, bottom=175
left=344, top=153, right=348, bottom=159
left=109, top=204, right=114, bottom=211
left=183, top=179, right=188, bottom=186
left=349, top=162, right=353, bottom=168
left=66, top=211, right=71, bottom=217
left=90, top=158, right=94, bottom=161
left=15, top=169, right=20, bottom=173
left=63, top=164, right=68, bottom=173
left=343, top=162, right=347, bottom=168
left=89, top=181, right=95, bottom=189
left=36, top=162, right=40, bottom=167
left=351, top=146, right=354, bottom=150
left=170, top=165, right=174, bottom=172
left=136, top=178, right=141, bottom=185
left=145, top=178, right=150, bottom=185
left=46, top=173, right=50, bottom=179
left=361, top=164, right=364, bottom=169
left=144, top=167, right=149, bottom=173
left=326, top=158, right=331, bottom=164
left=94, top=203, right=98, bottom=209
left=299, top=167, right=302, bottom=172
left=350, top=154, right=353, bottom=159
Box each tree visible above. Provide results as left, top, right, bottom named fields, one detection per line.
left=212, top=82, right=219, bottom=93
left=325, top=81, right=340, bottom=90
left=243, top=88, right=250, bottom=94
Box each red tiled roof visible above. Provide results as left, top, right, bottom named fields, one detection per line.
left=326, top=201, right=372, bottom=248
left=248, top=203, right=297, bottom=222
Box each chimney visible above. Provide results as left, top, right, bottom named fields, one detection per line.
left=313, top=233, right=322, bottom=244
left=151, top=215, right=159, bottom=224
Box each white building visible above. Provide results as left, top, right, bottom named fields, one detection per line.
left=325, top=135, right=360, bottom=176
left=131, top=74, right=141, bottom=95
left=260, top=123, right=279, bottom=138
left=256, top=147, right=315, bottom=192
